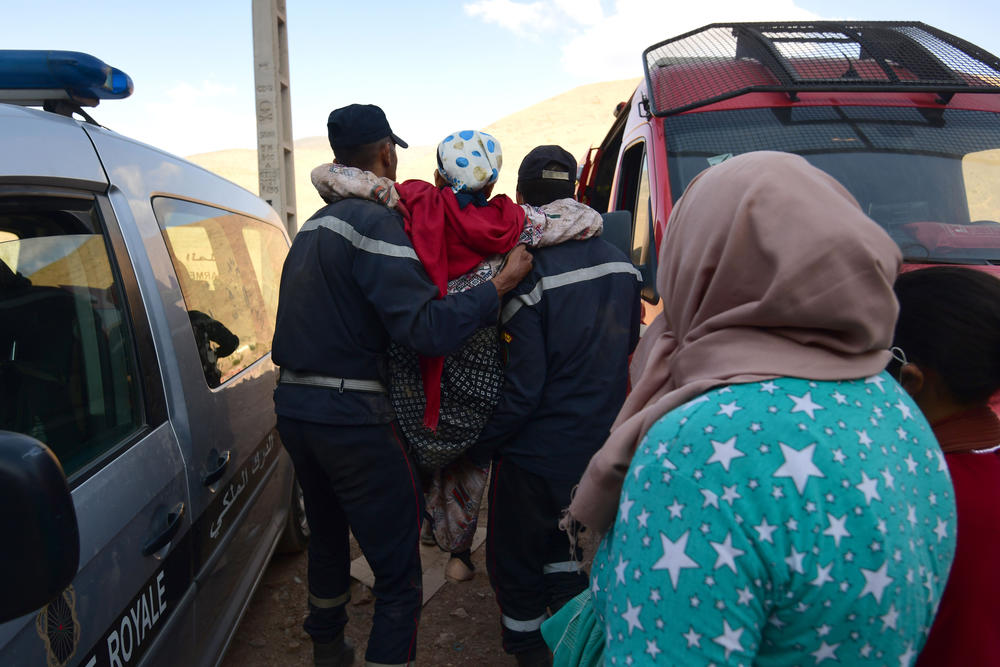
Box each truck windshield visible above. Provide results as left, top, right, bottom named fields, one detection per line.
left=664, top=106, right=1000, bottom=263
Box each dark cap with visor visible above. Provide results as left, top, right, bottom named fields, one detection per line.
left=327, top=103, right=408, bottom=150
left=517, top=145, right=576, bottom=184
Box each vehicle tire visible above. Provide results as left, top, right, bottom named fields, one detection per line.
left=277, top=477, right=310, bottom=553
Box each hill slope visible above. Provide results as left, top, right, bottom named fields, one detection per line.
left=187, top=78, right=639, bottom=224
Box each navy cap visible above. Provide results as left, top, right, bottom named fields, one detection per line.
left=517, top=145, right=576, bottom=184
left=327, top=103, right=408, bottom=150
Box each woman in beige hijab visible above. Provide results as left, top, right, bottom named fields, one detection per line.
left=557, top=152, right=956, bottom=665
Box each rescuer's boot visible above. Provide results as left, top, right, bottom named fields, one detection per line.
left=314, top=633, right=355, bottom=667
left=515, top=645, right=552, bottom=667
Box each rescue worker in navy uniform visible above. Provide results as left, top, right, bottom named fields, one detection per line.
left=471, top=145, right=643, bottom=667
left=271, top=104, right=532, bottom=667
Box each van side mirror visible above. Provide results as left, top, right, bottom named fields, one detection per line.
left=0, top=431, right=79, bottom=623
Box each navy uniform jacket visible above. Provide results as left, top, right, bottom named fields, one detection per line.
left=475, top=237, right=642, bottom=481
left=272, top=197, right=499, bottom=425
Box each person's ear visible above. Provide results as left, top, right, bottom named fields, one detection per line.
left=515, top=190, right=524, bottom=205
left=899, top=363, right=925, bottom=397
left=434, top=170, right=448, bottom=188
left=379, top=141, right=393, bottom=170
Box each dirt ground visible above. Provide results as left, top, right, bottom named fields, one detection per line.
left=221, top=535, right=516, bottom=667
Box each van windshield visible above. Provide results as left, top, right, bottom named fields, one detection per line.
left=664, top=106, right=1000, bottom=263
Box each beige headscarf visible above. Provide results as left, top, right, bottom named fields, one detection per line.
left=567, top=151, right=902, bottom=534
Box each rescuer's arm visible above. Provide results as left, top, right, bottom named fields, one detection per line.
left=355, top=211, right=531, bottom=358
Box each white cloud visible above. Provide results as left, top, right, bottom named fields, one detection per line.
left=561, top=0, right=823, bottom=79
left=465, top=0, right=824, bottom=80
left=97, top=79, right=256, bottom=157
left=551, top=0, right=603, bottom=26
left=463, top=0, right=556, bottom=34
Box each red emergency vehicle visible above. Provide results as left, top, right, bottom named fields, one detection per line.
left=578, top=21, right=1000, bottom=319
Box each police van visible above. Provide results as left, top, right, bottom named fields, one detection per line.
left=0, top=51, right=306, bottom=666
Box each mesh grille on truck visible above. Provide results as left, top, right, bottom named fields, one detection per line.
left=643, top=22, right=1000, bottom=116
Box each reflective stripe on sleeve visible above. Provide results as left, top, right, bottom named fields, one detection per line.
left=501, top=261, right=643, bottom=324
left=501, top=612, right=548, bottom=632
left=300, top=215, right=419, bottom=260
left=309, top=590, right=351, bottom=608
left=543, top=561, right=581, bottom=575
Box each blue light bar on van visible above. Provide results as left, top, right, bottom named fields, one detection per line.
left=0, top=50, right=133, bottom=107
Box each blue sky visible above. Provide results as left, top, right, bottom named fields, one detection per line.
left=6, top=0, right=999, bottom=156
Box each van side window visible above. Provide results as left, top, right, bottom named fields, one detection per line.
left=152, top=198, right=286, bottom=387
left=0, top=196, right=142, bottom=477
left=616, top=142, right=652, bottom=266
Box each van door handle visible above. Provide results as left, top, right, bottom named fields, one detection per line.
left=142, top=502, right=185, bottom=556
left=201, top=449, right=231, bottom=486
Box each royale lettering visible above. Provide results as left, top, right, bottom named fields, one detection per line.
left=106, top=571, right=166, bottom=667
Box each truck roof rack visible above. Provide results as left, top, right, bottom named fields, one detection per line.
left=643, top=22, right=1000, bottom=116
left=0, top=50, right=133, bottom=122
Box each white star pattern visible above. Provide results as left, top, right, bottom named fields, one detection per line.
left=615, top=555, right=630, bottom=584
left=899, top=642, right=917, bottom=667
left=880, top=604, right=900, bottom=631
left=859, top=561, right=894, bottom=604
left=773, top=442, right=826, bottom=494
left=788, top=391, right=824, bottom=419
left=620, top=492, right=635, bottom=524
left=667, top=499, right=684, bottom=519
left=810, top=561, right=834, bottom=587
left=712, top=620, right=745, bottom=660
left=621, top=599, right=643, bottom=636
left=592, top=377, right=954, bottom=666
left=812, top=641, right=840, bottom=663
left=855, top=471, right=881, bottom=505
left=710, top=533, right=746, bottom=573
left=754, top=517, right=779, bottom=543
left=894, top=398, right=913, bottom=420
left=822, top=513, right=851, bottom=547
left=934, top=517, right=948, bottom=543
left=707, top=436, right=745, bottom=471
left=785, top=546, right=806, bottom=574
left=865, top=374, right=887, bottom=392
left=717, top=401, right=743, bottom=418
left=650, top=530, right=699, bottom=590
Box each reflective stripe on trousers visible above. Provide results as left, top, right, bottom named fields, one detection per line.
left=309, top=591, right=350, bottom=608
left=501, top=612, right=549, bottom=633
left=543, top=561, right=580, bottom=575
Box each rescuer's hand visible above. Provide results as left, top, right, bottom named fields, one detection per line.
left=492, top=244, right=533, bottom=297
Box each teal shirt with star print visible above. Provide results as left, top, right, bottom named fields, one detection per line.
left=591, top=373, right=956, bottom=666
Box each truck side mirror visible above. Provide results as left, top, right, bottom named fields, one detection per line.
left=0, top=431, right=79, bottom=623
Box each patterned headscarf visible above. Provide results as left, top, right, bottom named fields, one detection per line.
left=437, top=130, right=503, bottom=193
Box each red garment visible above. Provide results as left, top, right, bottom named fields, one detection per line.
left=917, top=407, right=1000, bottom=666
left=393, top=180, right=525, bottom=430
